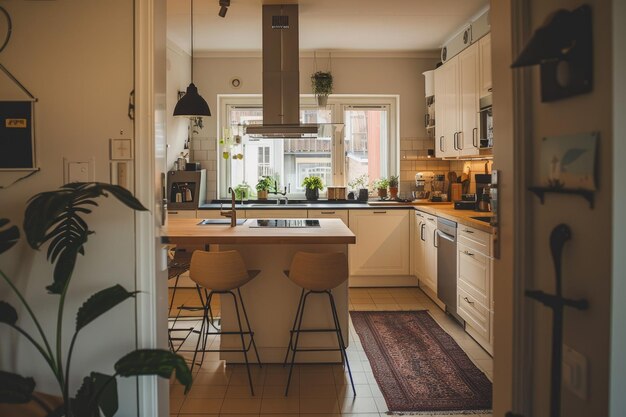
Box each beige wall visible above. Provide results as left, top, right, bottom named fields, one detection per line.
left=166, top=42, right=191, bottom=170
left=190, top=55, right=441, bottom=199
left=492, top=0, right=616, bottom=416
left=610, top=0, right=626, bottom=415
left=0, top=0, right=138, bottom=413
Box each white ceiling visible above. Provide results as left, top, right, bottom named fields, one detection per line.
left=167, top=0, right=489, bottom=55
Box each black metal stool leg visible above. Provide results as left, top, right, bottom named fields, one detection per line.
left=190, top=300, right=209, bottom=374
left=286, top=290, right=311, bottom=396
left=228, top=290, right=255, bottom=396
left=198, top=291, right=214, bottom=368
left=283, top=289, right=305, bottom=366
left=328, top=290, right=356, bottom=396
left=237, top=288, right=262, bottom=368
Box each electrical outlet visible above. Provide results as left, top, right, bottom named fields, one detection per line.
left=563, top=344, right=588, bottom=400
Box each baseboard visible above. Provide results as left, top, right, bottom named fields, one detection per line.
left=418, top=282, right=447, bottom=311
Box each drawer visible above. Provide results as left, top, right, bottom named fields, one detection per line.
left=458, top=225, right=491, bottom=256
left=457, top=287, right=490, bottom=341
left=168, top=210, right=197, bottom=219
left=308, top=209, right=349, bottom=226
left=457, top=242, right=490, bottom=305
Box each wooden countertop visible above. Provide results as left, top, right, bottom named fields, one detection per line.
left=414, top=205, right=495, bottom=233
left=162, top=218, right=356, bottom=245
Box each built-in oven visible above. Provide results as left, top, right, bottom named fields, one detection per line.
left=479, top=94, right=493, bottom=149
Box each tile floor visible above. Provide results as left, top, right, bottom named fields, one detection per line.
left=169, top=287, right=493, bottom=417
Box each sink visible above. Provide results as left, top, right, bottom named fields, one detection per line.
left=470, top=216, right=493, bottom=224
left=247, top=203, right=310, bottom=208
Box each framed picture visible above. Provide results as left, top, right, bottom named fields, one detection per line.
left=110, top=138, right=133, bottom=160
left=539, top=132, right=598, bottom=191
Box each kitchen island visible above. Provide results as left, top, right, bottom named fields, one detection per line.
left=162, top=218, right=356, bottom=363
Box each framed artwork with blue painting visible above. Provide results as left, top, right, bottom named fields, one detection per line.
left=539, top=132, right=598, bottom=191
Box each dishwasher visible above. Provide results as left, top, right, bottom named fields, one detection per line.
left=436, top=217, right=464, bottom=324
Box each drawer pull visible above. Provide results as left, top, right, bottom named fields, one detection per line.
left=373, top=211, right=387, bottom=214
left=463, top=250, right=475, bottom=257
left=427, top=217, right=435, bottom=221
left=463, top=297, right=475, bottom=305
left=321, top=211, right=336, bottom=214
left=463, top=229, right=475, bottom=234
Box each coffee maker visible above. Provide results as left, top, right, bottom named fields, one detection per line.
left=414, top=172, right=435, bottom=199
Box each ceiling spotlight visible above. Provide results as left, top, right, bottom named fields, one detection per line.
left=218, top=0, right=230, bottom=17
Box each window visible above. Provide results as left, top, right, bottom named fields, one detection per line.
left=218, top=96, right=397, bottom=198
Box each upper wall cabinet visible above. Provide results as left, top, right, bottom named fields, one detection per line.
left=479, top=33, right=492, bottom=97
left=434, top=34, right=491, bottom=159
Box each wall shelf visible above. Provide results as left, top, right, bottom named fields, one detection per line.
left=528, top=186, right=595, bottom=209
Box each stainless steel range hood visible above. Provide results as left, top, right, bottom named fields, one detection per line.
left=246, top=4, right=321, bottom=139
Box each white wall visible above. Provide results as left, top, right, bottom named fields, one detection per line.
left=529, top=1, right=612, bottom=415
left=610, top=0, right=626, bottom=415
left=166, top=41, right=191, bottom=171
left=190, top=54, right=439, bottom=198
left=0, top=1, right=138, bottom=414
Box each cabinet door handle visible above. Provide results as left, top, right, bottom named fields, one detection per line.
left=168, top=211, right=179, bottom=215
left=463, top=296, right=475, bottom=305
left=472, top=127, right=478, bottom=148
left=433, top=229, right=438, bottom=248
left=420, top=223, right=425, bottom=241
left=439, top=136, right=444, bottom=152
left=463, top=250, right=475, bottom=257
left=452, top=132, right=457, bottom=150
left=427, top=217, right=435, bottom=221
left=373, top=211, right=387, bottom=214
left=321, top=211, right=336, bottom=214
left=424, top=114, right=428, bottom=128
left=458, top=132, right=464, bottom=150
left=463, top=229, right=474, bottom=234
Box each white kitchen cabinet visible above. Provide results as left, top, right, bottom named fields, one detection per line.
left=413, top=211, right=427, bottom=280
left=434, top=56, right=459, bottom=158
left=434, top=38, right=487, bottom=158
left=348, top=209, right=411, bottom=277
left=478, top=33, right=492, bottom=96
left=308, top=209, right=349, bottom=226
left=456, top=223, right=494, bottom=354
left=421, top=214, right=438, bottom=294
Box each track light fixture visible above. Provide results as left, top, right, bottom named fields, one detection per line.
left=218, top=0, right=230, bottom=17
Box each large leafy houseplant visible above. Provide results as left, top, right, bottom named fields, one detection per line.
left=0, top=183, right=192, bottom=416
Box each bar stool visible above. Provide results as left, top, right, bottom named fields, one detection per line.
left=188, top=250, right=262, bottom=395
left=283, top=252, right=355, bottom=396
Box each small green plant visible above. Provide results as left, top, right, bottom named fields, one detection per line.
left=234, top=182, right=251, bottom=200
left=388, top=175, right=399, bottom=188
left=311, top=71, right=333, bottom=96
left=348, top=174, right=368, bottom=190
left=255, top=176, right=274, bottom=192
left=0, top=183, right=192, bottom=417
left=302, top=176, right=324, bottom=191
left=373, top=178, right=389, bottom=190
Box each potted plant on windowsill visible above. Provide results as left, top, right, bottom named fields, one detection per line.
left=256, top=176, right=273, bottom=200
left=302, top=176, right=324, bottom=201
left=388, top=175, right=399, bottom=200
left=234, top=182, right=251, bottom=201
left=0, top=183, right=192, bottom=417
left=348, top=174, right=369, bottom=202
left=373, top=178, right=389, bottom=200
left=311, top=71, right=333, bottom=107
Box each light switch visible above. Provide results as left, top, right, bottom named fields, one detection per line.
left=563, top=344, right=588, bottom=400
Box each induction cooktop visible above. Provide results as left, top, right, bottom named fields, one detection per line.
left=249, top=219, right=321, bottom=228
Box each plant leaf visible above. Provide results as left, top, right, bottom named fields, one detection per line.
left=76, top=285, right=138, bottom=332
left=0, top=370, right=35, bottom=404
left=72, top=372, right=118, bottom=417
left=0, top=301, right=18, bottom=326
left=47, top=238, right=86, bottom=294
left=96, top=183, right=148, bottom=212
left=115, top=349, right=193, bottom=393
left=0, top=219, right=19, bottom=255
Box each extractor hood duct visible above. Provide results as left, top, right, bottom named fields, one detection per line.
left=246, top=4, right=320, bottom=138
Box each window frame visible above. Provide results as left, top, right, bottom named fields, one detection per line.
left=216, top=94, right=399, bottom=199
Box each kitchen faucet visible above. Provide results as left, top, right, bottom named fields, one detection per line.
left=220, top=187, right=237, bottom=227
left=269, top=181, right=289, bottom=205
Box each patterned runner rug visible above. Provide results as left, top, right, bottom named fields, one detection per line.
left=350, top=310, right=492, bottom=415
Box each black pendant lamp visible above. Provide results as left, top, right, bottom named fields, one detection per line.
left=174, top=0, right=211, bottom=117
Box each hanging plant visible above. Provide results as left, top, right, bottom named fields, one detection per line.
left=311, top=71, right=333, bottom=107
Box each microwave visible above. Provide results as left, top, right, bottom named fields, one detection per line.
left=479, top=94, right=493, bottom=148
